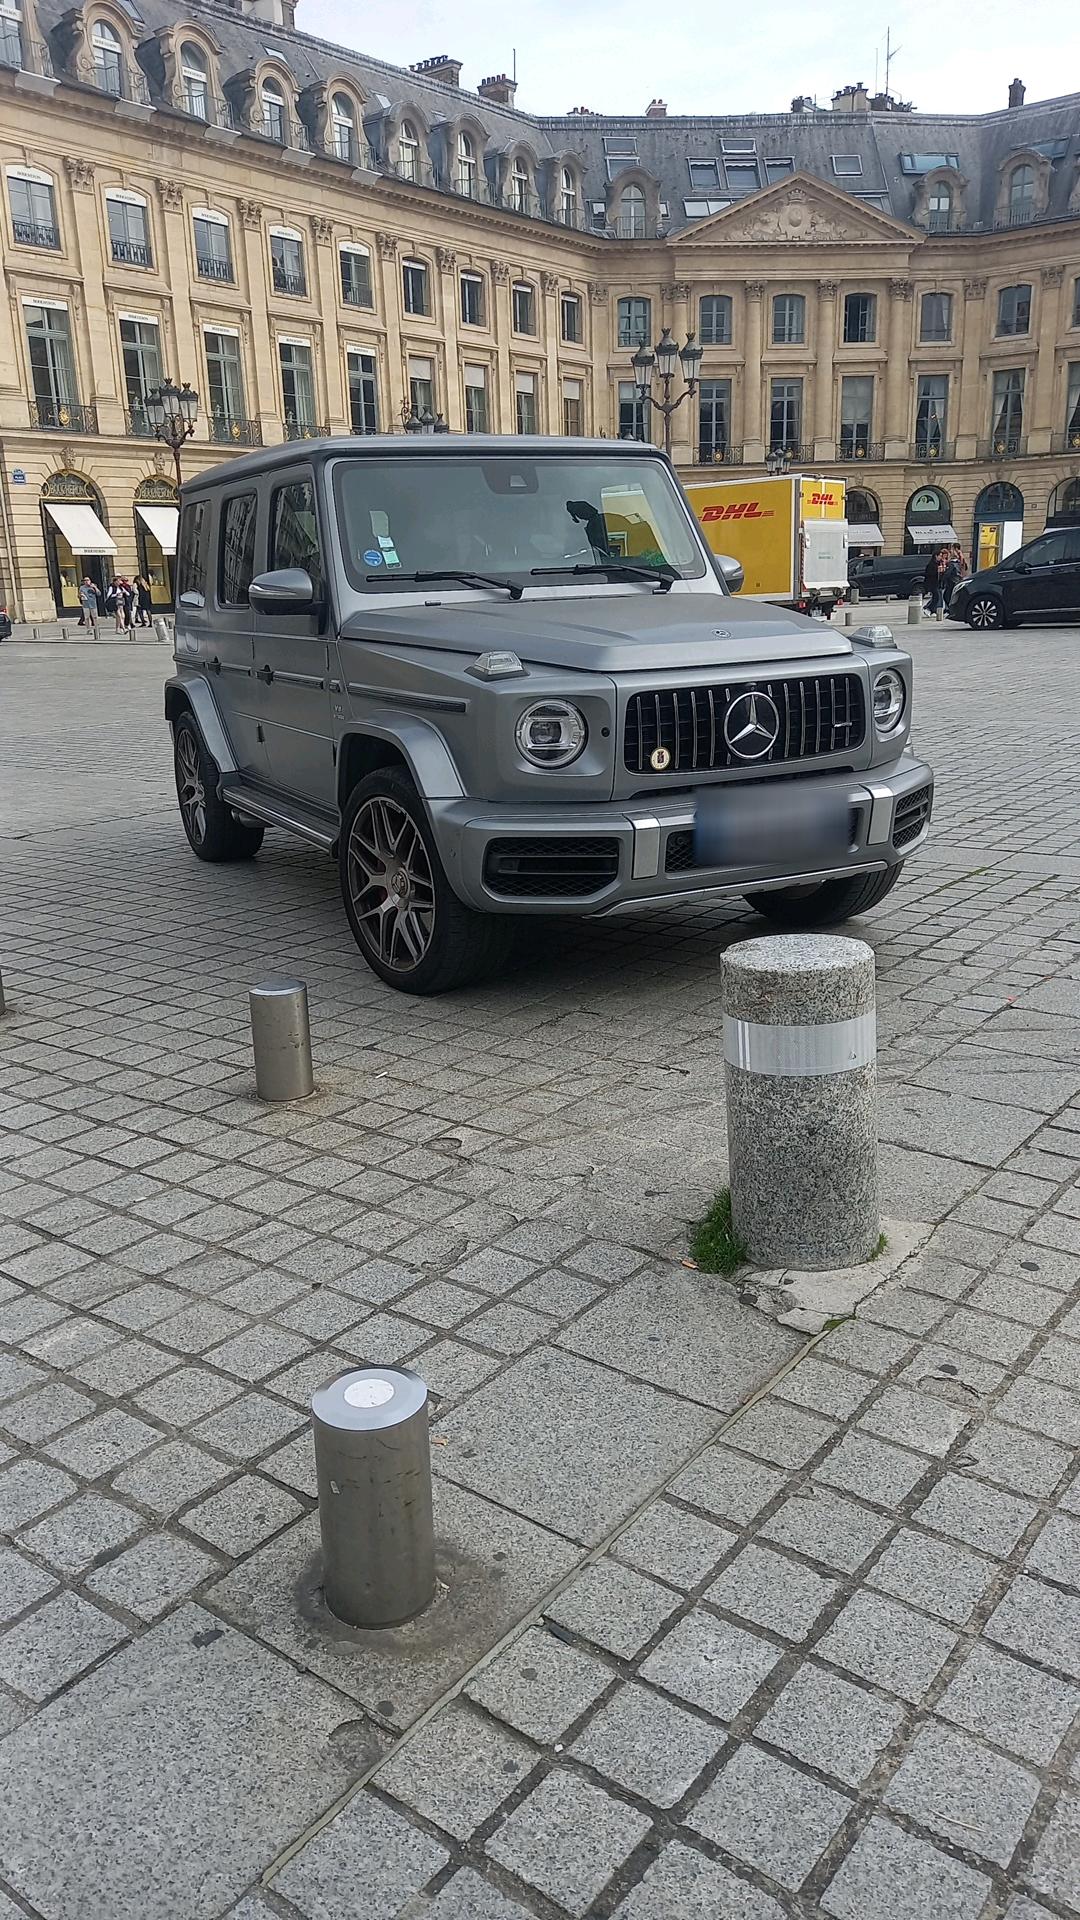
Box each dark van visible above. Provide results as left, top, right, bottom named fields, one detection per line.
left=848, top=552, right=930, bottom=601
left=949, top=526, right=1080, bottom=630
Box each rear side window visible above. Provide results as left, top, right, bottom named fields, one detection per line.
left=269, top=478, right=323, bottom=597
left=176, top=498, right=208, bottom=605
left=218, top=492, right=257, bottom=606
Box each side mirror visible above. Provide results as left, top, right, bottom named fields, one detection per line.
left=715, top=553, right=745, bottom=594
left=1011, top=561, right=1028, bottom=574
left=248, top=567, right=315, bottom=613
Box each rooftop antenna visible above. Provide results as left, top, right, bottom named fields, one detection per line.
left=512, top=47, right=517, bottom=81
left=884, top=26, right=901, bottom=98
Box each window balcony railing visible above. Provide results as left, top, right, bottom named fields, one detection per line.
left=614, top=217, right=649, bottom=238
left=385, top=157, right=437, bottom=189
left=443, top=170, right=495, bottom=204
left=768, top=442, right=813, bottom=464
left=980, top=434, right=1028, bottom=459
left=271, top=264, right=307, bottom=297
left=80, top=58, right=152, bottom=106
left=283, top=417, right=329, bottom=441
left=196, top=252, right=234, bottom=282
left=13, top=219, right=60, bottom=250
left=911, top=439, right=955, bottom=463
left=328, top=136, right=378, bottom=171
left=925, top=212, right=957, bottom=234
left=836, top=439, right=885, bottom=463
left=111, top=237, right=154, bottom=268
left=260, top=114, right=313, bottom=154
left=1051, top=429, right=1080, bottom=454
left=30, top=399, right=98, bottom=433
left=698, top=444, right=744, bottom=466
left=210, top=414, right=263, bottom=446
left=555, top=205, right=588, bottom=231
left=996, top=205, right=1035, bottom=229
left=341, top=282, right=374, bottom=309
left=124, top=405, right=156, bottom=438
left=505, top=191, right=543, bottom=220
left=211, top=96, right=241, bottom=131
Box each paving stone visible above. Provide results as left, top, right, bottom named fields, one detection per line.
left=487, top=1767, right=651, bottom=1917
left=450, top=1248, right=537, bottom=1295
left=46, top=1408, right=161, bottom=1480
left=0, top=1605, right=374, bottom=1919
left=71, top=1339, right=175, bottom=1397
left=412, top=1339, right=501, bottom=1406
left=376, top=1700, right=536, bottom=1839
left=97, top=1283, right=190, bottom=1332
left=113, top=1439, right=232, bottom=1516
left=816, top=1589, right=957, bottom=1702
left=1025, top=1513, right=1080, bottom=1589
left=913, top=1474, right=1039, bottom=1558
left=868, top=1527, right=997, bottom=1626
left=985, top=1575, right=1080, bottom=1679
left=0, top=1380, right=97, bottom=1444
left=466, top=1626, right=614, bottom=1743
left=206, top=1324, right=312, bottom=1384
left=1026, top=1791, right=1080, bottom=1911
left=131, top=1365, right=242, bottom=1428
left=20, top=1490, right=143, bottom=1576
left=936, top=1306, right=1036, bottom=1366
left=192, top=1392, right=304, bottom=1461
left=758, top=1488, right=894, bottom=1573
left=668, top=1447, right=788, bottom=1528
left=182, top=1476, right=304, bottom=1557
left=996, top=1378, right=1080, bottom=1448
left=820, top=1815, right=992, bottom=1919
left=84, top=1532, right=220, bottom=1620
left=955, top=1418, right=1071, bottom=1499
left=821, top=1319, right=916, bottom=1377
left=773, top=1354, right=874, bottom=1421
left=571, top=1680, right=725, bottom=1807
left=0, top=1590, right=128, bottom=1702
left=815, top=1430, right=933, bottom=1508
left=465, top=1301, right=555, bottom=1354
left=688, top=1741, right=852, bottom=1890
left=512, top=1268, right=602, bottom=1317
left=884, top=1721, right=1040, bottom=1867
left=614, top=1499, right=736, bottom=1591
left=707, top=1544, right=837, bottom=1641
left=858, top=1385, right=974, bottom=1456
left=610, top=1839, right=789, bottom=1919
left=639, top=1606, right=781, bottom=1721
left=755, top=1663, right=904, bottom=1787
left=0, top=1457, right=76, bottom=1531
left=261, top=1431, right=318, bottom=1498
left=967, top=1273, right=1062, bottom=1326
left=937, top=1644, right=1080, bottom=1763
left=420, top=1870, right=539, bottom=1919
left=1003, top=1901, right=1061, bottom=1920
left=0, top=1543, right=58, bottom=1623
left=544, top=1560, right=682, bottom=1658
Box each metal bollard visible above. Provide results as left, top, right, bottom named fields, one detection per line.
left=722, top=934, right=879, bottom=1271
left=844, top=607, right=856, bottom=627
left=311, top=1366, right=435, bottom=1629
left=907, top=591, right=923, bottom=625
left=849, top=585, right=860, bottom=606
left=249, top=977, right=314, bottom=1102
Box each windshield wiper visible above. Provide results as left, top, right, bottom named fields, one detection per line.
left=366, top=569, right=523, bottom=601
left=529, top=562, right=677, bottom=592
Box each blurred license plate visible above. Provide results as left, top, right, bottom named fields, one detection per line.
left=695, top=787, right=853, bottom=867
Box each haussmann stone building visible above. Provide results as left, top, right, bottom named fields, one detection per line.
left=1, top=0, right=1079, bottom=619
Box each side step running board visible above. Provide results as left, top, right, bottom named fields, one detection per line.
left=219, top=782, right=337, bottom=851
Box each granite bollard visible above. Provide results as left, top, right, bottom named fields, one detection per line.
left=311, top=1366, right=435, bottom=1629
left=721, top=933, right=880, bottom=1271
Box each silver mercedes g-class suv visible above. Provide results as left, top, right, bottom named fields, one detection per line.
left=165, top=436, right=933, bottom=994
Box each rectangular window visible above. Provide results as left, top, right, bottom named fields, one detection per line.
left=176, top=497, right=208, bottom=604
left=765, top=157, right=794, bottom=181
left=915, top=374, right=949, bottom=455
left=204, top=329, right=246, bottom=440
left=269, top=478, right=322, bottom=595
left=120, top=317, right=163, bottom=434
left=698, top=379, right=731, bottom=462
left=699, top=295, right=732, bottom=346
left=270, top=231, right=306, bottom=298
left=407, top=354, right=434, bottom=418
left=402, top=259, right=428, bottom=316
left=193, top=211, right=232, bottom=282
left=562, top=376, right=583, bottom=436
left=769, top=377, right=802, bottom=452
left=512, top=283, right=536, bottom=335
left=724, top=160, right=759, bottom=192
left=460, top=272, right=485, bottom=327
left=8, top=173, right=59, bottom=249
left=772, top=293, right=805, bottom=345
left=687, top=159, right=721, bottom=190
left=464, top=364, right=488, bottom=433
left=839, top=375, right=873, bottom=456
left=843, top=292, right=877, bottom=344
left=515, top=371, right=537, bottom=435
left=339, top=246, right=372, bottom=309
left=919, top=291, right=952, bottom=342
left=218, top=492, right=257, bottom=606
left=831, top=154, right=863, bottom=175
left=24, top=301, right=78, bottom=425
left=107, top=196, right=152, bottom=269
left=0, top=5, right=23, bottom=65
left=1073, top=277, right=1080, bottom=328
left=618, top=380, right=646, bottom=441
left=617, top=295, right=651, bottom=348
left=279, top=339, right=315, bottom=432
left=347, top=349, right=378, bottom=434
left=997, top=283, right=1032, bottom=337
left=560, top=291, right=582, bottom=344
left=1064, top=363, right=1080, bottom=446
left=990, top=368, right=1025, bottom=451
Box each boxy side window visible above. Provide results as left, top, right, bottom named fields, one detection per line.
left=269, top=478, right=323, bottom=597
left=218, top=492, right=258, bottom=607
left=176, top=498, right=208, bottom=606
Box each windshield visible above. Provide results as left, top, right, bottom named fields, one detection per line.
left=333, top=453, right=707, bottom=592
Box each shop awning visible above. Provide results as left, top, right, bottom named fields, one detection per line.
left=906, top=522, right=958, bottom=545
left=43, top=501, right=116, bottom=555
left=849, top=523, right=885, bottom=546
left=135, top=503, right=179, bottom=555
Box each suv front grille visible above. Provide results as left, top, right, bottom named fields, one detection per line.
left=623, top=675, right=865, bottom=776
left=893, top=784, right=932, bottom=849
left=484, top=836, right=620, bottom=899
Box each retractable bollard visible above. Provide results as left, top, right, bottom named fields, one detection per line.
left=722, top=934, right=879, bottom=1272
left=907, top=591, right=923, bottom=625
left=249, top=977, right=314, bottom=1102
left=849, top=585, right=860, bottom=606
left=311, top=1366, right=435, bottom=1629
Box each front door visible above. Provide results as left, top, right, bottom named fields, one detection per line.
left=206, top=487, right=267, bottom=781
left=253, top=470, right=335, bottom=810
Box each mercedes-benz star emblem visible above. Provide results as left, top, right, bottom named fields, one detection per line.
left=723, top=689, right=781, bottom=761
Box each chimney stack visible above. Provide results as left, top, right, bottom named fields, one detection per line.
left=832, top=83, right=870, bottom=113
left=646, top=97, right=667, bottom=117
left=1008, top=76, right=1026, bottom=108
left=410, top=54, right=463, bottom=88
left=478, top=72, right=517, bottom=106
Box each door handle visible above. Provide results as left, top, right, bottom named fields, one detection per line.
left=257, top=664, right=274, bottom=685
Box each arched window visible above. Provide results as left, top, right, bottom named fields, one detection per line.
left=618, top=182, right=646, bottom=237
left=91, top=20, right=123, bottom=96
left=1008, top=163, right=1035, bottom=224
left=330, top=91, right=355, bottom=163
left=398, top=120, right=419, bottom=182
left=560, top=166, right=577, bottom=226
left=180, top=42, right=208, bottom=119
left=261, top=76, right=286, bottom=143
left=511, top=158, right=530, bottom=214
left=927, top=182, right=952, bottom=232
left=847, top=488, right=881, bottom=525
left=1047, top=477, right=1080, bottom=524
left=456, top=131, right=477, bottom=197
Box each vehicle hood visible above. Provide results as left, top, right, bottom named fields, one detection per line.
left=338, top=594, right=854, bottom=673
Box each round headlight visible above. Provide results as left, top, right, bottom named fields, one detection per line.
left=515, top=700, right=587, bottom=768
left=872, top=668, right=906, bottom=734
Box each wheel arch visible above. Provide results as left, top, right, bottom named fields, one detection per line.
left=337, top=713, right=465, bottom=815
left=165, top=676, right=238, bottom=779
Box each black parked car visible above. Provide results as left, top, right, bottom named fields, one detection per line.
left=848, top=552, right=930, bottom=601
left=949, top=527, right=1080, bottom=630
left=0, top=604, right=11, bottom=640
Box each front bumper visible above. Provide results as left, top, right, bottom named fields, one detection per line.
left=430, top=754, right=934, bottom=916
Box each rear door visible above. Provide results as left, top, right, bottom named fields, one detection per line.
left=1058, top=529, right=1080, bottom=614
left=1004, top=531, right=1072, bottom=620
left=253, top=469, right=335, bottom=809
left=208, top=487, right=268, bottom=781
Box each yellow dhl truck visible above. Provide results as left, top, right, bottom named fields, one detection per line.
left=685, top=473, right=849, bottom=616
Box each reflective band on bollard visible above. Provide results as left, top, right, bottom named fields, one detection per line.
left=311, top=1366, right=435, bottom=1629
left=721, top=934, right=880, bottom=1272
left=249, top=977, right=314, bottom=1103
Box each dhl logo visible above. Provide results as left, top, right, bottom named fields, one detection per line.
left=700, top=502, right=775, bottom=522
left=809, top=491, right=839, bottom=505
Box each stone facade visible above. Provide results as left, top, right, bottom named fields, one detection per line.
left=1, top=0, right=1079, bottom=617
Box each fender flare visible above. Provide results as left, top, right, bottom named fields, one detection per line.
left=164, top=675, right=238, bottom=779
left=337, top=710, right=465, bottom=807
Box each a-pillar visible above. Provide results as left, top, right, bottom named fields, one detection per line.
left=239, top=199, right=281, bottom=444
left=311, top=218, right=346, bottom=431
left=955, top=276, right=988, bottom=461
left=883, top=279, right=913, bottom=460
left=741, top=282, right=765, bottom=462
left=812, top=280, right=838, bottom=460
left=1029, top=265, right=1064, bottom=455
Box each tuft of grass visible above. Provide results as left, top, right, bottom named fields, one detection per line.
left=870, top=1230, right=888, bottom=1260
left=690, top=1189, right=748, bottom=1276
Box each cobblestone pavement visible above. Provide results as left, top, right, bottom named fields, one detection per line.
left=0, top=627, right=1078, bottom=1920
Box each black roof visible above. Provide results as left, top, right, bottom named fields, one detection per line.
left=180, top=433, right=664, bottom=494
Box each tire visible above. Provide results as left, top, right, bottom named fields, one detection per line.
left=339, top=769, right=514, bottom=994
left=965, top=594, right=1004, bottom=632
left=744, top=864, right=903, bottom=928
left=173, top=716, right=264, bottom=863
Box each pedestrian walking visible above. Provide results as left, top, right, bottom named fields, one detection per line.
left=923, top=548, right=948, bottom=621
left=121, top=577, right=137, bottom=630
left=78, top=576, right=100, bottom=636
left=134, top=573, right=153, bottom=627
left=942, top=546, right=963, bottom=616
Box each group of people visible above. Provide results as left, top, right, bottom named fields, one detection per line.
left=923, top=544, right=968, bottom=621
left=77, top=574, right=153, bottom=634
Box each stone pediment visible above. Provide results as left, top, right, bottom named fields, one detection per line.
left=675, top=173, right=917, bottom=247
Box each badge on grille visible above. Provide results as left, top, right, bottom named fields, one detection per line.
left=650, top=746, right=672, bottom=771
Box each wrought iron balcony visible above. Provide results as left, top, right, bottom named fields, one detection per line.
left=196, top=252, right=234, bottom=282
left=328, top=135, right=378, bottom=170
left=505, top=190, right=542, bottom=219
left=768, top=442, right=812, bottom=464
left=995, top=205, right=1036, bottom=229
left=979, top=434, right=1028, bottom=459
left=80, top=57, right=152, bottom=105
left=13, top=219, right=60, bottom=249
left=0, top=23, right=23, bottom=68
left=340, top=280, right=374, bottom=308
left=1052, top=429, right=1080, bottom=454
left=111, top=237, right=154, bottom=268
left=614, top=217, right=649, bottom=238
left=210, top=415, right=263, bottom=446
left=260, top=113, right=312, bottom=153
left=211, top=96, right=241, bottom=131
left=384, top=156, right=436, bottom=189
left=283, top=417, right=329, bottom=441
left=836, top=439, right=885, bottom=463
left=29, top=399, right=98, bottom=432
left=925, top=212, right=958, bottom=234
left=911, top=439, right=955, bottom=463
left=554, top=204, right=588, bottom=231
left=272, top=263, right=307, bottom=297
left=124, top=405, right=156, bottom=438
left=697, top=444, right=744, bottom=466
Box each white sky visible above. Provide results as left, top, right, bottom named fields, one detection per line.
left=305, top=0, right=1078, bottom=118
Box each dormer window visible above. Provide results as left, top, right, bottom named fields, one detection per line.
left=560, top=167, right=577, bottom=226
left=1008, top=163, right=1035, bottom=225
left=618, top=182, right=646, bottom=237
left=331, top=91, right=355, bottom=163
left=91, top=19, right=123, bottom=95
left=398, top=120, right=419, bottom=183
left=927, top=182, right=952, bottom=232
left=456, top=131, right=477, bottom=198
left=180, top=42, right=208, bottom=119
left=261, top=76, right=286, bottom=143
left=511, top=158, right=530, bottom=213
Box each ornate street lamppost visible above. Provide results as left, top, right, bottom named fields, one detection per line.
left=399, top=402, right=449, bottom=435
left=145, top=378, right=199, bottom=488
left=765, top=446, right=792, bottom=476
left=631, top=327, right=703, bottom=456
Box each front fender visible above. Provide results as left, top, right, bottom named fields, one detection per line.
left=164, top=675, right=237, bottom=778
left=339, top=710, right=465, bottom=803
